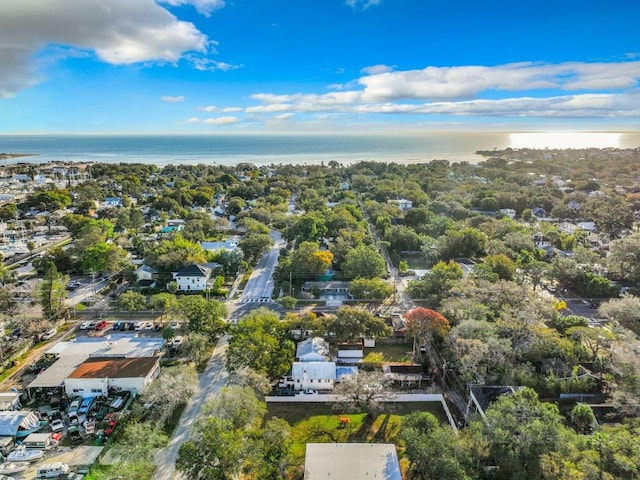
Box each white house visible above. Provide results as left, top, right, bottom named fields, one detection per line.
left=387, top=198, right=413, bottom=211
left=296, top=337, right=330, bottom=362
left=172, top=264, right=212, bottom=292
left=102, top=197, right=122, bottom=208
left=291, top=362, right=336, bottom=391
left=64, top=356, right=160, bottom=397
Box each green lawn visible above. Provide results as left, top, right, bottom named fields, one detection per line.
left=363, top=341, right=413, bottom=363
left=267, top=401, right=449, bottom=463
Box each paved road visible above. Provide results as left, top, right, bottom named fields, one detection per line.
left=240, top=230, right=285, bottom=301
left=153, top=335, right=229, bottom=480
left=154, top=233, right=287, bottom=478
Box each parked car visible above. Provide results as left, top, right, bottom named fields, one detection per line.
left=78, top=397, right=95, bottom=415
left=41, top=329, right=57, bottom=340
left=49, top=419, right=64, bottom=433
left=153, top=323, right=162, bottom=331
left=66, top=281, right=81, bottom=291
left=126, top=322, right=136, bottom=331
left=134, top=322, right=143, bottom=331
left=170, top=322, right=180, bottom=330
left=86, top=322, right=97, bottom=330
left=112, top=322, right=122, bottom=331
left=95, top=321, right=107, bottom=330
left=144, top=322, right=154, bottom=331
left=78, top=322, right=90, bottom=330
left=172, top=336, right=183, bottom=348
left=68, top=399, right=80, bottom=413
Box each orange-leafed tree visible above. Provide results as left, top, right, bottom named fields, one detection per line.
left=404, top=307, right=451, bottom=359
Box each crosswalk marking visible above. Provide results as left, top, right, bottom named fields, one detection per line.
left=239, top=297, right=274, bottom=303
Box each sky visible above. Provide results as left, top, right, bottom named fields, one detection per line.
left=1, top=0, right=640, bottom=134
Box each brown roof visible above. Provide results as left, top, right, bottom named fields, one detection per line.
left=68, top=357, right=159, bottom=379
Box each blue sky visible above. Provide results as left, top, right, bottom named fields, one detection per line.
left=1, top=0, right=639, bottom=133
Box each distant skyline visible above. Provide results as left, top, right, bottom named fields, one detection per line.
left=1, top=0, right=640, bottom=134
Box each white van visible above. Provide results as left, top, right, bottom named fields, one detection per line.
left=36, top=462, right=69, bottom=478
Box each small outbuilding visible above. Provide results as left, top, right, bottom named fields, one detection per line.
left=304, top=443, right=401, bottom=480
left=296, top=337, right=330, bottom=362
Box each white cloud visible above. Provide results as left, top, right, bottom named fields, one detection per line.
left=275, top=113, right=295, bottom=120
left=244, top=61, right=640, bottom=120
left=221, top=107, right=243, bottom=112
left=203, top=116, right=239, bottom=124
left=357, top=61, right=640, bottom=102
left=361, top=64, right=393, bottom=75
left=345, top=0, right=381, bottom=10
left=188, top=56, right=243, bottom=72
left=161, top=0, right=225, bottom=16
left=161, top=95, right=185, bottom=102
left=198, top=105, right=218, bottom=112
left=184, top=116, right=239, bottom=124
left=0, top=0, right=209, bottom=98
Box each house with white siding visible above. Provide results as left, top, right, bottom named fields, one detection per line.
left=172, top=264, right=212, bottom=292
left=291, top=362, right=336, bottom=391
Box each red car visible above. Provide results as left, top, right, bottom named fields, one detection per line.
left=95, top=321, right=107, bottom=330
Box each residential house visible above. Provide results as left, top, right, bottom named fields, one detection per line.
left=387, top=198, right=413, bottom=211
left=64, top=356, right=160, bottom=397
left=336, top=342, right=364, bottom=365
left=304, top=443, right=401, bottom=480
left=172, top=264, right=212, bottom=292
left=200, top=239, right=239, bottom=253
left=291, top=362, right=336, bottom=391
left=135, top=264, right=158, bottom=288
left=296, top=337, right=330, bottom=362
left=102, top=197, right=122, bottom=208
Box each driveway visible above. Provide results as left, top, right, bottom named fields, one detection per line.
left=153, top=335, right=229, bottom=480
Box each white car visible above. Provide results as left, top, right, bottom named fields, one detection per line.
left=134, top=322, right=143, bottom=331
left=78, top=322, right=90, bottom=330
left=50, top=418, right=64, bottom=433
left=172, top=336, right=183, bottom=348
left=144, top=322, right=154, bottom=331
left=42, top=328, right=57, bottom=340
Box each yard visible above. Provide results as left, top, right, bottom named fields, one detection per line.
left=267, top=401, right=450, bottom=464
left=363, top=341, right=414, bottom=363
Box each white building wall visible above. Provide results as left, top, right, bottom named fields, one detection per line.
left=65, top=378, right=108, bottom=397
left=176, top=276, right=207, bottom=291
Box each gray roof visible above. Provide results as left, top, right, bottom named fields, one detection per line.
left=296, top=337, right=329, bottom=361
left=304, top=443, right=401, bottom=480
left=174, top=264, right=211, bottom=278
left=291, top=362, right=336, bottom=381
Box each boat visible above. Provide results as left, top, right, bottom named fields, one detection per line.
left=6, top=445, right=44, bottom=462
left=0, top=462, right=30, bottom=474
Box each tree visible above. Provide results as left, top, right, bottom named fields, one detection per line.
left=402, top=411, right=473, bottom=480
left=227, top=367, right=273, bottom=398
left=407, top=260, right=463, bottom=306
left=600, top=295, right=640, bottom=335
left=117, top=290, right=147, bottom=318
left=328, top=306, right=390, bottom=342
left=143, top=365, right=198, bottom=423
left=276, top=296, right=297, bottom=309
left=289, top=241, right=332, bottom=281
left=582, top=195, right=634, bottom=238
left=149, top=292, right=178, bottom=320
left=38, top=261, right=69, bottom=320
left=184, top=332, right=212, bottom=364
left=239, top=233, right=274, bottom=265
left=203, top=386, right=266, bottom=430
left=404, top=307, right=451, bottom=358
left=332, top=370, right=393, bottom=415
left=226, top=308, right=295, bottom=380
left=606, top=233, right=640, bottom=287
left=254, top=418, right=294, bottom=480
left=173, top=295, right=226, bottom=341
left=569, top=404, right=596, bottom=434
left=80, top=242, right=127, bottom=274
left=483, top=253, right=516, bottom=281
left=348, top=277, right=393, bottom=300
left=341, top=245, right=387, bottom=279
left=475, top=388, right=566, bottom=480
left=177, top=417, right=247, bottom=480
left=111, top=421, right=169, bottom=461
left=440, top=227, right=488, bottom=260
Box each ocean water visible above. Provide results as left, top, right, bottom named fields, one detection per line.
left=1, top=131, right=639, bottom=166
